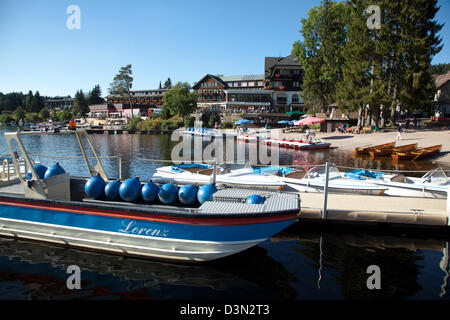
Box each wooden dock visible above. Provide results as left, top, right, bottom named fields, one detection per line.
left=297, top=192, right=449, bottom=227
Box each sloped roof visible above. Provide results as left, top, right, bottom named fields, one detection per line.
left=435, top=71, right=450, bottom=88
left=192, top=74, right=227, bottom=89
left=264, top=54, right=301, bottom=77
left=220, top=75, right=264, bottom=82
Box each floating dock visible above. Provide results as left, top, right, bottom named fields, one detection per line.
left=297, top=192, right=449, bottom=227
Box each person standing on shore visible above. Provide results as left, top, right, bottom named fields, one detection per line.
left=397, top=124, right=403, bottom=140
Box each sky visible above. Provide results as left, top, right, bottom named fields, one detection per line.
left=0, top=0, right=449, bottom=97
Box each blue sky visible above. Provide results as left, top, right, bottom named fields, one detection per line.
left=0, top=0, right=449, bottom=97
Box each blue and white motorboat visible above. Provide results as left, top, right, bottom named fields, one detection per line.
left=343, top=167, right=450, bottom=199
left=182, top=127, right=235, bottom=139
left=256, top=165, right=388, bottom=195
left=0, top=130, right=299, bottom=262
left=151, top=163, right=287, bottom=190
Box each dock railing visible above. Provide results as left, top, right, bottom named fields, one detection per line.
left=9, top=152, right=450, bottom=224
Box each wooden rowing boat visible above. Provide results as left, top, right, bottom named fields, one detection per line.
left=369, top=143, right=418, bottom=157
left=353, top=141, right=395, bottom=155
left=392, top=144, right=442, bottom=161
left=392, top=143, right=418, bottom=153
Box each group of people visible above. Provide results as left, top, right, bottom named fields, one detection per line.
left=236, top=125, right=250, bottom=135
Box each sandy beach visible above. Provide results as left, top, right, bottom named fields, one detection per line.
left=246, top=127, right=450, bottom=165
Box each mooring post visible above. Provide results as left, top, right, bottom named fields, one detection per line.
left=117, top=156, right=122, bottom=181
left=447, top=187, right=450, bottom=226
left=212, top=158, right=217, bottom=185
left=322, top=162, right=330, bottom=220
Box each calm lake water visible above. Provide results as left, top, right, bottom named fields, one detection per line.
left=0, top=126, right=450, bottom=300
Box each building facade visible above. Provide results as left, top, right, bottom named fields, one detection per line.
left=193, top=54, right=304, bottom=116
left=264, top=54, right=304, bottom=113
left=106, top=89, right=169, bottom=109
left=45, top=96, right=74, bottom=111
left=434, top=71, right=450, bottom=117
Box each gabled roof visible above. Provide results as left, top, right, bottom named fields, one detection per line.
left=192, top=74, right=227, bottom=89
left=264, top=54, right=301, bottom=78
left=435, top=71, right=450, bottom=88
left=220, top=74, right=264, bottom=82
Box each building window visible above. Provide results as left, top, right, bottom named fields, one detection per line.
left=293, top=81, right=300, bottom=87
left=248, top=82, right=254, bottom=87
left=258, top=81, right=263, bottom=86
left=292, top=95, right=299, bottom=103
left=234, top=82, right=239, bottom=87
left=242, top=82, right=248, bottom=87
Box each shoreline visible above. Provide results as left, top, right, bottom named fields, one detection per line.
left=243, top=127, right=450, bottom=165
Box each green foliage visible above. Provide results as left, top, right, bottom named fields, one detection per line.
left=58, top=107, right=73, bottom=121
left=207, top=113, right=221, bottom=128
left=137, top=118, right=162, bottom=131
left=296, top=0, right=443, bottom=127
left=73, top=90, right=89, bottom=117
left=13, top=106, right=26, bottom=123
left=160, top=106, right=172, bottom=120
left=88, top=85, right=104, bottom=105
left=161, top=119, right=183, bottom=130
left=292, top=0, right=348, bottom=113
left=26, top=112, right=41, bottom=123
left=31, top=91, right=45, bottom=113
left=161, top=82, right=197, bottom=118
left=430, top=63, right=450, bottom=75
left=127, top=116, right=142, bottom=130
left=163, top=77, right=172, bottom=89
left=0, top=113, right=13, bottom=124
left=108, top=65, right=133, bottom=104
left=222, top=121, right=234, bottom=129
left=39, top=107, right=50, bottom=120
left=184, top=116, right=195, bottom=128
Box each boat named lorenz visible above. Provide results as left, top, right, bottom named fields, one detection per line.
left=0, top=130, right=299, bottom=262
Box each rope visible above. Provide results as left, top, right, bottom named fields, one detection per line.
left=25, top=153, right=450, bottom=174
left=28, top=152, right=119, bottom=160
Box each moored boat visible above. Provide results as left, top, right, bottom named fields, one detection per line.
left=0, top=130, right=298, bottom=262
left=261, top=138, right=331, bottom=150
left=151, top=163, right=286, bottom=190
left=253, top=165, right=388, bottom=195
left=392, top=144, right=442, bottom=161
left=344, top=167, right=450, bottom=198
left=369, top=143, right=417, bottom=157
left=353, top=141, right=395, bottom=155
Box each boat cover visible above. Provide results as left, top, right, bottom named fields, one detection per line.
left=253, top=166, right=294, bottom=176
left=171, top=163, right=213, bottom=173
left=344, top=169, right=384, bottom=180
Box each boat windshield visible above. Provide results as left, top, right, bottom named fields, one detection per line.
left=171, top=163, right=213, bottom=173
left=305, top=165, right=340, bottom=179
left=253, top=166, right=294, bottom=176
left=421, top=168, right=449, bottom=185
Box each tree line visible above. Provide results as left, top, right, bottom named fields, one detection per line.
left=0, top=85, right=105, bottom=124
left=293, top=0, right=444, bottom=128
left=108, top=64, right=197, bottom=122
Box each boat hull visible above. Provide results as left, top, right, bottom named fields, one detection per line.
left=283, top=178, right=387, bottom=195
left=152, top=167, right=286, bottom=190
left=0, top=197, right=296, bottom=262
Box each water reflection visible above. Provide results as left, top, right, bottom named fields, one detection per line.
left=0, top=237, right=297, bottom=300
left=269, top=226, right=450, bottom=299
left=0, top=226, right=449, bottom=299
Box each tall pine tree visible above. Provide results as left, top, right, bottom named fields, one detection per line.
left=88, top=85, right=104, bottom=105
left=293, top=0, right=348, bottom=114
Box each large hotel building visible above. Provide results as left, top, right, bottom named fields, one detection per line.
left=192, top=54, right=304, bottom=114
left=88, top=54, right=304, bottom=120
